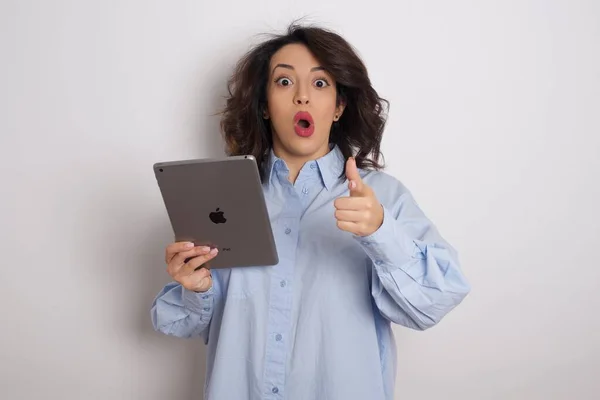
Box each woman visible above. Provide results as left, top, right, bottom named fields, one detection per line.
left=152, top=23, right=470, bottom=400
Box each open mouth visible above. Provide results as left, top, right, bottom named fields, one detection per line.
left=294, top=111, right=315, bottom=137
left=297, top=119, right=311, bottom=128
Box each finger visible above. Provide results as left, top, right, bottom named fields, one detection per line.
left=167, top=246, right=211, bottom=276
left=345, top=157, right=361, bottom=183
left=171, top=246, right=212, bottom=266
left=336, top=220, right=361, bottom=235
left=199, top=276, right=212, bottom=292
left=345, top=157, right=365, bottom=196
left=334, top=209, right=365, bottom=223
left=165, top=241, right=195, bottom=264
left=188, top=267, right=211, bottom=281
left=168, top=247, right=211, bottom=278
left=198, top=275, right=213, bottom=292
left=181, top=268, right=212, bottom=292
left=334, top=196, right=368, bottom=211
left=178, top=248, right=218, bottom=276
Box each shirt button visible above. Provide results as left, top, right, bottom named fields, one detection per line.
left=302, top=187, right=309, bottom=194
left=280, top=280, right=286, bottom=288
left=275, top=334, right=282, bottom=341
left=310, top=163, right=316, bottom=169
left=285, top=228, right=291, bottom=234
left=362, top=241, right=370, bottom=246
left=272, top=387, right=279, bottom=394
left=375, top=260, right=383, bottom=266
left=203, top=307, right=210, bottom=312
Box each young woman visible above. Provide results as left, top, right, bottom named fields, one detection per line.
left=152, top=23, right=470, bottom=400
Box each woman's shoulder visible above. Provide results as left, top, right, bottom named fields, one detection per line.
left=357, top=169, right=423, bottom=217
left=360, top=168, right=410, bottom=197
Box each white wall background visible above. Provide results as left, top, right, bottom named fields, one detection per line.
left=2, top=1, right=599, bottom=399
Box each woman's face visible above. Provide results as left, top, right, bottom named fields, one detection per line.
left=265, top=43, right=345, bottom=162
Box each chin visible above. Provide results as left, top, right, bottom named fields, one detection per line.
left=285, top=134, right=329, bottom=156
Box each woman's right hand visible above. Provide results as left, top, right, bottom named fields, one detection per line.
left=165, top=242, right=218, bottom=293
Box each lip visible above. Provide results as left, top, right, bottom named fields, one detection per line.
left=293, top=111, right=315, bottom=137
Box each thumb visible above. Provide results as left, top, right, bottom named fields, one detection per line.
left=345, top=157, right=364, bottom=195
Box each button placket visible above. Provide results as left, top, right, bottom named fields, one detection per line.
left=262, top=205, right=299, bottom=397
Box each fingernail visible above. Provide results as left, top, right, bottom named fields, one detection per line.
left=201, top=246, right=211, bottom=252
left=210, top=248, right=218, bottom=255
left=350, top=181, right=357, bottom=189
left=185, top=242, right=194, bottom=248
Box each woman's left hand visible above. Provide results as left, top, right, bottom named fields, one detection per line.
left=334, top=157, right=384, bottom=237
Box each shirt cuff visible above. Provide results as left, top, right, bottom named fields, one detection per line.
left=353, top=205, right=418, bottom=273
left=182, top=284, right=215, bottom=317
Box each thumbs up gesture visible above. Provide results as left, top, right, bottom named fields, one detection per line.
left=334, top=157, right=384, bottom=237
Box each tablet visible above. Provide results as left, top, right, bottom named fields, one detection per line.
left=153, top=155, right=279, bottom=269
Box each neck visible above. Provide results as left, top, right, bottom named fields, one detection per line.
left=272, top=142, right=330, bottom=184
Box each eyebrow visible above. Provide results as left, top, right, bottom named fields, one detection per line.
left=272, top=63, right=326, bottom=75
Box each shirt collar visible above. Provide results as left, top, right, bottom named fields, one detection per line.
left=264, top=144, right=345, bottom=191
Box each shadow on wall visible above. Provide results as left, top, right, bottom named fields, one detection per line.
left=136, top=57, right=232, bottom=399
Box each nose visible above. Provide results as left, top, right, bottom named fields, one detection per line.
left=294, top=96, right=309, bottom=105
left=293, top=86, right=310, bottom=105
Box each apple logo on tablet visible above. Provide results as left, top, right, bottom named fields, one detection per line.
left=209, top=208, right=226, bottom=224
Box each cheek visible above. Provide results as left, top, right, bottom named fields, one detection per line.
left=267, top=90, right=290, bottom=119
left=267, top=102, right=288, bottom=124
left=313, top=93, right=338, bottom=119
left=318, top=89, right=338, bottom=107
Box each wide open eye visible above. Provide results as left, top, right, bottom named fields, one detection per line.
left=314, top=78, right=330, bottom=88
left=275, top=77, right=293, bottom=87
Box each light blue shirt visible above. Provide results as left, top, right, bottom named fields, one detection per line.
left=151, top=145, right=470, bottom=400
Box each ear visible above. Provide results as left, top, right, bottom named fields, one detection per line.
left=262, top=108, right=270, bottom=120
left=333, top=102, right=346, bottom=122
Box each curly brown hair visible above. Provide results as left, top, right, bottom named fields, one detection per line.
left=220, top=23, right=389, bottom=180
